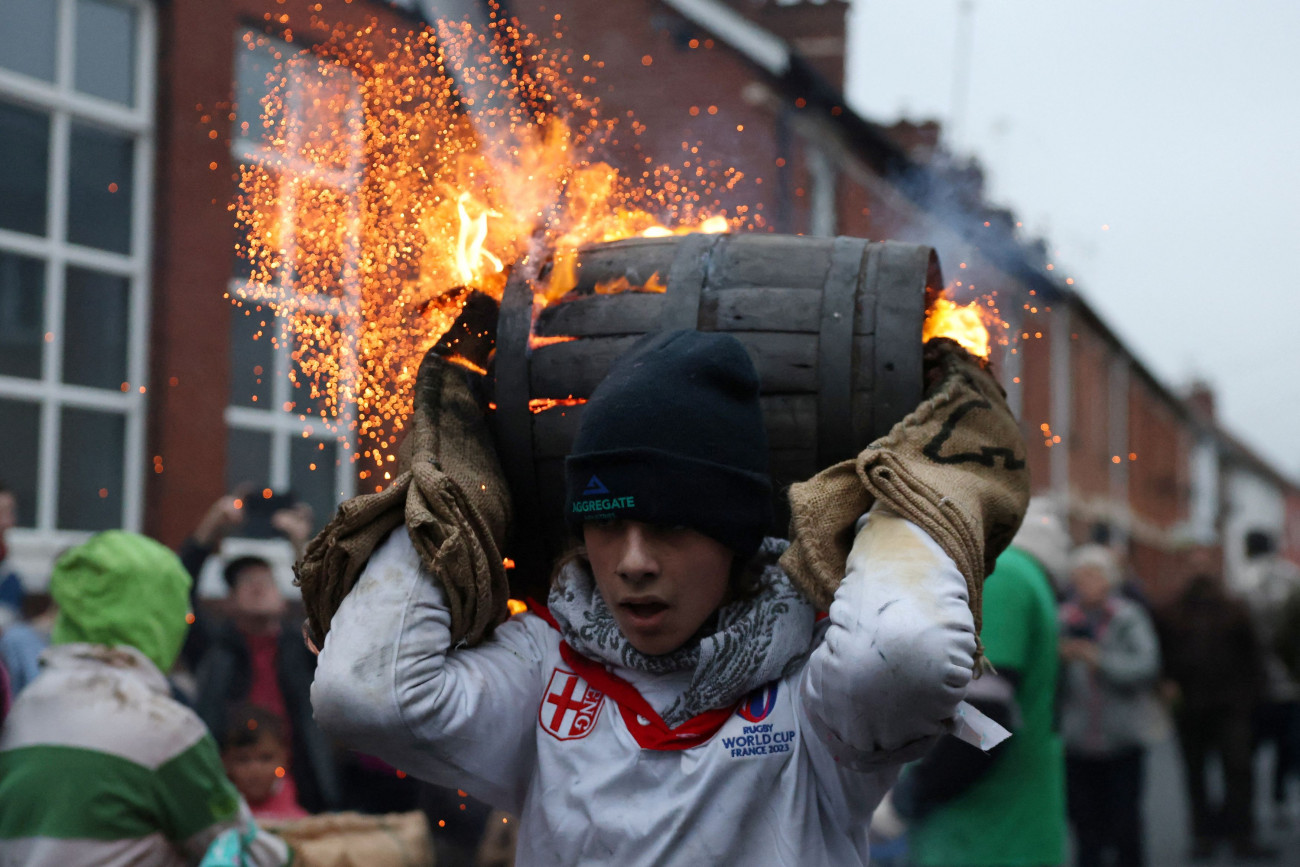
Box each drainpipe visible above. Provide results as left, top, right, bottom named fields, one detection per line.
left=1050, top=304, right=1072, bottom=515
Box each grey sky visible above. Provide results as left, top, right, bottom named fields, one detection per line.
left=846, top=0, right=1300, bottom=478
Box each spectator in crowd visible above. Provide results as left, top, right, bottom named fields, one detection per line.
left=0, top=531, right=289, bottom=866
left=0, top=593, right=56, bottom=696
left=0, top=482, right=26, bottom=629
left=890, top=497, right=1069, bottom=867
left=1156, top=562, right=1274, bottom=860
left=178, top=495, right=342, bottom=814
left=1235, top=529, right=1300, bottom=820
left=1058, top=544, right=1162, bottom=867
left=221, top=704, right=309, bottom=822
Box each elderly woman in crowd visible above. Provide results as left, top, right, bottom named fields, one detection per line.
left=1058, top=544, right=1162, bottom=867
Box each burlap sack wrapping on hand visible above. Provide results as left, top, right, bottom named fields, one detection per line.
left=296, top=357, right=512, bottom=649
left=780, top=338, right=1030, bottom=669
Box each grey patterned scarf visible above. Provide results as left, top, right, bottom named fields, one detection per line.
left=548, top=538, right=816, bottom=727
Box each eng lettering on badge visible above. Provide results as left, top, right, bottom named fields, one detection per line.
left=540, top=668, right=606, bottom=741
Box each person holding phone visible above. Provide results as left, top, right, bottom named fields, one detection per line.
left=176, top=494, right=342, bottom=815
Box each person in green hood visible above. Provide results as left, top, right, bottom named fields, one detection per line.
left=0, top=531, right=290, bottom=867
left=50, top=529, right=194, bottom=671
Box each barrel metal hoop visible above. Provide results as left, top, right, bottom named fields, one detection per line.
left=870, top=242, right=931, bottom=443
left=816, top=237, right=868, bottom=466
left=660, top=233, right=722, bottom=331
left=494, top=261, right=548, bottom=588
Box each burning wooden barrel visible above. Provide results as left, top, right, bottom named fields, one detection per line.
left=494, top=233, right=941, bottom=592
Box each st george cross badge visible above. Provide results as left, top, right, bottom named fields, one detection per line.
left=540, top=668, right=605, bottom=740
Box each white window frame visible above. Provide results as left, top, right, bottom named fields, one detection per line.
left=225, top=33, right=361, bottom=510
left=0, top=0, right=156, bottom=568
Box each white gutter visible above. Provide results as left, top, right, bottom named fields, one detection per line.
left=658, top=0, right=792, bottom=78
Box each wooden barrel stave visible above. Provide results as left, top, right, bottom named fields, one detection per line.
left=528, top=331, right=877, bottom=398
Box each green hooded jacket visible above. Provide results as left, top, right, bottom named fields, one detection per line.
left=50, top=530, right=192, bottom=672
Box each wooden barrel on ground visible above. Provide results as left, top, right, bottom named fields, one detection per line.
left=493, top=233, right=941, bottom=595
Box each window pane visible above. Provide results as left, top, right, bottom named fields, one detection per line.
left=0, top=251, right=45, bottom=379
left=234, top=29, right=286, bottom=147
left=58, top=407, right=125, bottom=531
left=63, top=267, right=129, bottom=389
left=0, top=0, right=58, bottom=82
left=0, top=102, right=50, bottom=237
left=225, top=427, right=272, bottom=492
left=74, top=0, right=136, bottom=106
left=67, top=123, right=133, bottom=253
left=229, top=300, right=275, bottom=408
left=290, top=436, right=340, bottom=533
left=0, top=398, right=40, bottom=527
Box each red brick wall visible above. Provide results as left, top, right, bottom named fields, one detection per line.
left=1017, top=313, right=1053, bottom=496
left=508, top=0, right=821, bottom=232
left=147, top=0, right=239, bottom=547
left=1127, top=376, right=1190, bottom=532
left=1068, top=323, right=1113, bottom=500
left=724, top=0, right=848, bottom=88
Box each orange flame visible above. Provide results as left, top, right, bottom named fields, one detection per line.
left=594, top=271, right=666, bottom=295
left=923, top=296, right=993, bottom=359
left=528, top=397, right=587, bottom=414
left=454, top=193, right=504, bottom=288
left=640, top=215, right=729, bottom=238
left=528, top=333, right=579, bottom=349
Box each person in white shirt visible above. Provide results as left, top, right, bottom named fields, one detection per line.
left=312, top=328, right=981, bottom=866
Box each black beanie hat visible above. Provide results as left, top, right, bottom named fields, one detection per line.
left=565, top=330, right=773, bottom=558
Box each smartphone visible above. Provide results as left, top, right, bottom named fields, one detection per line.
left=240, top=492, right=297, bottom=539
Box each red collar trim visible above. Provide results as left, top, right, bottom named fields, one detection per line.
left=558, top=643, right=736, bottom=751
left=528, top=600, right=736, bottom=750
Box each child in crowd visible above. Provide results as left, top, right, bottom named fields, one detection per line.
left=310, top=325, right=985, bottom=866
left=221, top=704, right=309, bottom=821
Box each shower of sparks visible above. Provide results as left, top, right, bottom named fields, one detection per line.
left=230, top=8, right=741, bottom=470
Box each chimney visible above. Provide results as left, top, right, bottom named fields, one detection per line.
left=726, top=0, right=850, bottom=89
left=882, top=119, right=944, bottom=164
left=1186, top=380, right=1215, bottom=421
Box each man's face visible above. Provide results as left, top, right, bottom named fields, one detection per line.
left=222, top=734, right=286, bottom=805
left=230, top=564, right=286, bottom=621
left=0, top=492, right=16, bottom=536
left=583, top=520, right=734, bottom=656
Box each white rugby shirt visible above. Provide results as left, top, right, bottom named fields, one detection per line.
left=313, top=506, right=978, bottom=866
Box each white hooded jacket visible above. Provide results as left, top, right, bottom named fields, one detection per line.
left=311, top=506, right=977, bottom=865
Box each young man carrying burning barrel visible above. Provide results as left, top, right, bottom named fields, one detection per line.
left=300, top=292, right=1028, bottom=865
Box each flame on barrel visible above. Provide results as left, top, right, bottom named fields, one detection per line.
left=923, top=296, right=997, bottom=359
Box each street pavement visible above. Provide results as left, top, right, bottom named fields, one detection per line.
left=1145, top=734, right=1300, bottom=866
